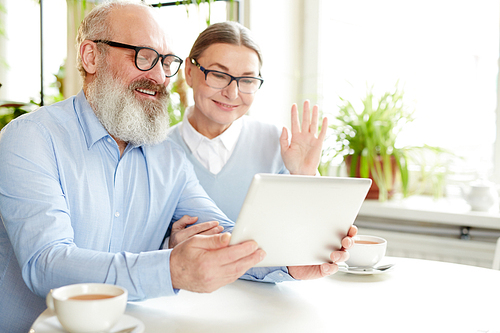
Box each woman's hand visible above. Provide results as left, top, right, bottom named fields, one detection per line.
left=287, top=225, right=358, bottom=280
left=168, top=215, right=224, bottom=248
left=280, top=100, right=328, bottom=175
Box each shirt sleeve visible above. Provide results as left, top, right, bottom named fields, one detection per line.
left=164, top=155, right=296, bottom=283
left=0, top=119, right=176, bottom=301
left=241, top=266, right=296, bottom=283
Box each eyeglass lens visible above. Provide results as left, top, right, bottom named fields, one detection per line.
left=206, top=72, right=262, bottom=94
left=136, top=48, right=182, bottom=77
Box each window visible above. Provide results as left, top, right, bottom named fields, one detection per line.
left=318, top=0, right=499, bottom=181
left=0, top=0, right=66, bottom=104
left=0, top=1, right=233, bottom=106
left=143, top=1, right=233, bottom=61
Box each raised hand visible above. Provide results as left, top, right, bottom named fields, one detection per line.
left=280, top=100, right=328, bottom=176
left=168, top=215, right=224, bottom=249
left=170, top=233, right=266, bottom=293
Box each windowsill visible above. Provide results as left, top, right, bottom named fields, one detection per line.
left=358, top=195, right=500, bottom=230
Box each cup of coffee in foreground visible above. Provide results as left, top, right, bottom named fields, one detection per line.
left=345, top=235, right=387, bottom=268
left=46, top=283, right=127, bottom=333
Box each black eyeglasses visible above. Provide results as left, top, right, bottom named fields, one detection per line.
left=191, top=58, right=263, bottom=94
left=93, top=40, right=183, bottom=78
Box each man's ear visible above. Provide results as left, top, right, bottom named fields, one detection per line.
left=80, top=40, right=99, bottom=75
left=184, top=57, right=193, bottom=88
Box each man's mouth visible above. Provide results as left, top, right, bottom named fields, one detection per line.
left=136, top=88, right=157, bottom=96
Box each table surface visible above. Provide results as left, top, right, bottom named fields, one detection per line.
left=32, top=257, right=500, bottom=333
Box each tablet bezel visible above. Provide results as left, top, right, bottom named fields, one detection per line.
left=228, top=174, right=371, bottom=267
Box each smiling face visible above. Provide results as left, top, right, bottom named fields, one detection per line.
left=104, top=5, right=172, bottom=101
left=185, top=43, right=261, bottom=139
left=82, top=4, right=174, bottom=146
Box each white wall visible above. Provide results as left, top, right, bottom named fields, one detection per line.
left=245, top=0, right=304, bottom=129
left=244, top=0, right=324, bottom=130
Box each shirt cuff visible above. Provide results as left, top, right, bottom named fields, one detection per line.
left=135, top=249, right=179, bottom=299
left=240, top=266, right=296, bottom=283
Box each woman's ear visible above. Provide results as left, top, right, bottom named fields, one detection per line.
left=184, top=57, right=193, bottom=88
left=80, top=40, right=99, bottom=75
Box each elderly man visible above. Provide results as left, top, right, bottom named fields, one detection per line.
left=0, top=2, right=354, bottom=331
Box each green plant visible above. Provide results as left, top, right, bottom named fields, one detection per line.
left=165, top=0, right=236, bottom=25
left=402, top=144, right=457, bottom=200
left=324, top=83, right=414, bottom=201
left=167, top=70, right=189, bottom=126
left=0, top=100, right=38, bottom=130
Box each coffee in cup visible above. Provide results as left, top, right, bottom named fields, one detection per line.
left=345, top=235, right=387, bottom=268
left=46, top=283, right=127, bottom=333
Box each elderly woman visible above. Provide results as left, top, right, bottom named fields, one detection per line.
left=168, top=21, right=328, bottom=221
left=166, top=22, right=357, bottom=280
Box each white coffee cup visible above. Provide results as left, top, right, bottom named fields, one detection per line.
left=345, top=235, right=387, bottom=268
left=46, top=283, right=127, bottom=333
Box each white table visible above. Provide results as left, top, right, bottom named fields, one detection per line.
left=33, top=257, right=500, bottom=333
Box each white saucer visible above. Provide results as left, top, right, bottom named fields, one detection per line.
left=338, top=264, right=395, bottom=275
left=30, top=313, right=145, bottom=333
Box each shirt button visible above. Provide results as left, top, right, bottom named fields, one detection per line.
left=278, top=273, right=284, bottom=277
left=107, top=138, right=112, bottom=143
left=114, top=211, right=120, bottom=217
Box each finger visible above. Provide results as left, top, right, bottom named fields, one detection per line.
left=200, top=248, right=266, bottom=290
left=192, top=232, right=232, bottom=251
left=301, top=100, right=311, bottom=133
left=290, top=103, right=300, bottom=135
left=188, top=221, right=220, bottom=235
left=331, top=250, right=350, bottom=263
left=317, top=117, right=328, bottom=142
left=172, top=215, right=198, bottom=231
left=279, top=127, right=289, bottom=153
left=193, top=233, right=259, bottom=264
left=174, top=221, right=220, bottom=243
left=198, top=225, right=224, bottom=236
left=213, top=239, right=262, bottom=266
left=221, top=248, right=266, bottom=275
left=310, top=105, right=320, bottom=134
left=321, top=263, right=339, bottom=276
left=341, top=236, right=354, bottom=249
left=348, top=225, right=358, bottom=237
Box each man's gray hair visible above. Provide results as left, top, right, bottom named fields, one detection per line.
left=75, top=1, right=151, bottom=79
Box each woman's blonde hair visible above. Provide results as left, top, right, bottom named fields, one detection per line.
left=189, top=21, right=263, bottom=69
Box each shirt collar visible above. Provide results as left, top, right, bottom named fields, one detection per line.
left=74, top=90, right=110, bottom=150
left=181, top=106, right=243, bottom=153
left=74, top=90, right=144, bottom=153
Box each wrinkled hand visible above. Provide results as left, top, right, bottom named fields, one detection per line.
left=170, top=233, right=266, bottom=293
left=280, top=100, right=328, bottom=175
left=287, top=225, right=358, bottom=280
left=168, top=215, right=224, bottom=249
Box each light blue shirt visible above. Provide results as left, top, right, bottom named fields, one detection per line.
left=0, top=91, right=293, bottom=332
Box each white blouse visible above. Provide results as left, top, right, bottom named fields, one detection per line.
left=180, top=107, right=243, bottom=175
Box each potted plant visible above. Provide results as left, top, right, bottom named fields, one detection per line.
left=323, top=83, right=413, bottom=201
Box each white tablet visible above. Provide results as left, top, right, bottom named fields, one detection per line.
left=229, top=173, right=371, bottom=267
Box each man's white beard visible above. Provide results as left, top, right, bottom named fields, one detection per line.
left=86, top=66, right=171, bottom=146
